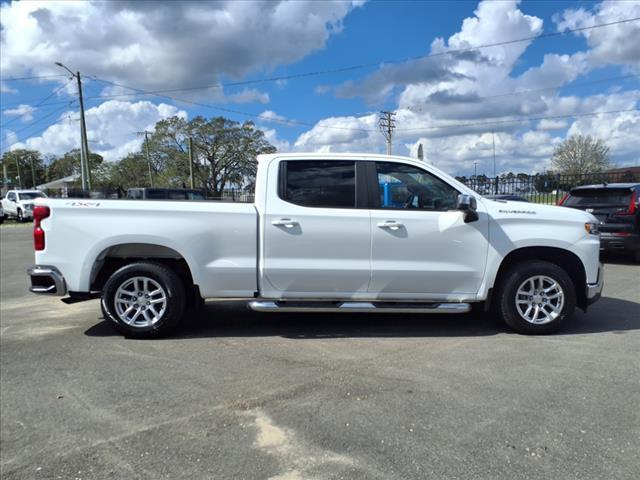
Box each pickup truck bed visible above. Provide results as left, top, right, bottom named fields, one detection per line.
left=38, top=199, right=258, bottom=297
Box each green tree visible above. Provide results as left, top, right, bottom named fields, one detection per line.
left=551, top=135, right=611, bottom=175
left=141, top=115, right=276, bottom=195
left=534, top=172, right=559, bottom=193
left=46, top=149, right=104, bottom=185
left=0, top=149, right=46, bottom=189
left=107, top=153, right=154, bottom=189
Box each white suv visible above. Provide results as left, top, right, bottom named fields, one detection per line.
left=2, top=190, right=48, bottom=222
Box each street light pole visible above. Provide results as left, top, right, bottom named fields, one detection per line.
left=55, top=62, right=91, bottom=191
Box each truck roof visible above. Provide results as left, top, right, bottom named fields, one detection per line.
left=257, top=152, right=420, bottom=162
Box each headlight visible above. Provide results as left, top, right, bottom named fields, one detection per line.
left=585, top=222, right=599, bottom=235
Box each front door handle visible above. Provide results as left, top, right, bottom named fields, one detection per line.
left=272, top=218, right=299, bottom=228
left=377, top=220, right=404, bottom=230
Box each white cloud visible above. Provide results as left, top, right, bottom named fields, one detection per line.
left=0, top=1, right=363, bottom=95
left=292, top=0, right=639, bottom=175
left=10, top=100, right=186, bottom=161
left=0, top=81, right=18, bottom=94
left=554, top=0, right=640, bottom=70
left=294, top=114, right=378, bottom=151
left=262, top=127, right=291, bottom=153
left=538, top=119, right=569, bottom=130
left=2, top=103, right=36, bottom=122
left=260, top=110, right=288, bottom=122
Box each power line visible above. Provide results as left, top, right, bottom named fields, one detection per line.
left=89, top=76, right=373, bottom=132
left=0, top=74, right=68, bottom=82
left=2, top=71, right=635, bottom=117
left=1, top=101, right=77, bottom=149
left=0, top=79, right=73, bottom=129
left=2, top=15, right=635, bottom=95
left=405, top=74, right=639, bottom=111
left=395, top=108, right=639, bottom=132
left=88, top=16, right=640, bottom=90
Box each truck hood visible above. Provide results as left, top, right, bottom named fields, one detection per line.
left=480, top=198, right=598, bottom=224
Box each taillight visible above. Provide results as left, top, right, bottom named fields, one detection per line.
left=33, top=205, right=50, bottom=251
left=619, top=191, right=637, bottom=216
left=558, top=193, right=569, bottom=206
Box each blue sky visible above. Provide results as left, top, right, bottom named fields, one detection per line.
left=1, top=0, right=638, bottom=176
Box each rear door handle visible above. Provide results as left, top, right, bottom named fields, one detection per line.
left=377, top=221, right=404, bottom=230
left=272, top=218, right=299, bottom=228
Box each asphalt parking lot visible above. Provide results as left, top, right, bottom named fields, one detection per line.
left=1, top=224, right=639, bottom=480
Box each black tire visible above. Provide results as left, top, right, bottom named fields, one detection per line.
left=496, top=260, right=576, bottom=334
left=101, top=262, right=186, bottom=339
left=16, top=209, right=24, bottom=223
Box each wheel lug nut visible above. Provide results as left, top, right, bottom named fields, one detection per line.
left=138, top=292, right=142, bottom=296
left=147, top=302, right=150, bottom=305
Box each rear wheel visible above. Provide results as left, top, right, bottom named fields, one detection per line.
left=101, top=262, right=185, bottom=338
left=497, top=260, right=576, bottom=334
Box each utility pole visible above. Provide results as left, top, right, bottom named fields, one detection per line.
left=492, top=131, right=496, bottom=178
left=473, top=160, right=478, bottom=178
left=378, top=111, right=396, bottom=155
left=492, top=131, right=498, bottom=194
left=30, top=155, right=36, bottom=188
left=15, top=156, right=22, bottom=189
left=55, top=63, right=91, bottom=190
left=3, top=165, right=8, bottom=193
left=76, top=71, right=91, bottom=190
left=188, top=137, right=195, bottom=189
left=137, top=130, right=154, bottom=187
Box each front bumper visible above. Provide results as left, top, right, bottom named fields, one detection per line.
left=585, top=263, right=604, bottom=306
left=27, top=265, right=67, bottom=296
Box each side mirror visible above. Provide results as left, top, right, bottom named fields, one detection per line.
left=457, top=194, right=479, bottom=223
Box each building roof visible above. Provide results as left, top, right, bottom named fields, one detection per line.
left=37, top=174, right=80, bottom=189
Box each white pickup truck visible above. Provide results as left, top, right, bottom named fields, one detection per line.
left=2, top=189, right=47, bottom=222
left=27, top=153, right=603, bottom=338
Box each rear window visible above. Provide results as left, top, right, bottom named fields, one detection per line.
left=564, top=188, right=632, bottom=207
left=19, top=192, right=45, bottom=200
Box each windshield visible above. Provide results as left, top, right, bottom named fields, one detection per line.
left=564, top=188, right=632, bottom=207
left=18, top=192, right=46, bottom=200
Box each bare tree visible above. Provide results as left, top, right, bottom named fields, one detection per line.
left=551, top=135, right=611, bottom=175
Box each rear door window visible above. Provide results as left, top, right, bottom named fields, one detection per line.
left=280, top=160, right=356, bottom=208
left=565, top=188, right=632, bottom=207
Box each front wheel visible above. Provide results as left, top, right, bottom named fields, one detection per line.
left=101, top=262, right=185, bottom=339
left=497, top=260, right=576, bottom=334
left=17, top=209, right=24, bottom=222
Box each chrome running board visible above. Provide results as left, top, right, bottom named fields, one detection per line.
left=248, top=301, right=470, bottom=314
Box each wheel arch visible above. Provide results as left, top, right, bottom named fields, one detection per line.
left=491, top=246, right=587, bottom=311
left=89, top=243, right=198, bottom=298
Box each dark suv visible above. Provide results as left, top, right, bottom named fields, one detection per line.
left=560, top=183, right=640, bottom=262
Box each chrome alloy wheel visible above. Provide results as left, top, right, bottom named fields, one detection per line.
left=114, top=276, right=167, bottom=327
left=515, top=275, right=564, bottom=325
